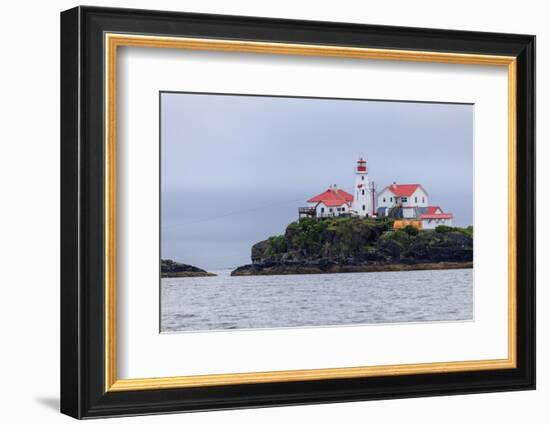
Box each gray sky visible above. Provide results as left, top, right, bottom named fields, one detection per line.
left=161, top=92, right=473, bottom=270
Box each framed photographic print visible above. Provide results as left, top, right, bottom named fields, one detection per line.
left=60, top=6, right=535, bottom=419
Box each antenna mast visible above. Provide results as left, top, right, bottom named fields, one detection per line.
left=370, top=181, right=377, bottom=215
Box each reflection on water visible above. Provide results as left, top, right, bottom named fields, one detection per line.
left=161, top=268, right=473, bottom=332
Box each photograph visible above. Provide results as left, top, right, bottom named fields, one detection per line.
left=160, top=92, right=474, bottom=332
left=58, top=4, right=536, bottom=419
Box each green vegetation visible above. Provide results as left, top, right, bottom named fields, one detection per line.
left=435, top=224, right=473, bottom=237
left=234, top=217, right=474, bottom=276
left=403, top=224, right=419, bottom=237
left=378, top=228, right=412, bottom=244
left=256, top=217, right=473, bottom=266
left=264, top=235, right=286, bottom=256
left=276, top=217, right=389, bottom=259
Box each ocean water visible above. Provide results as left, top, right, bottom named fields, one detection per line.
left=161, top=268, right=473, bottom=332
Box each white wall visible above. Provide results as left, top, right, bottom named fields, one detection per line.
left=377, top=187, right=428, bottom=208
left=0, top=1, right=545, bottom=424
left=409, top=187, right=428, bottom=207
left=315, top=202, right=350, bottom=217
left=307, top=201, right=349, bottom=217
left=422, top=218, right=453, bottom=230
left=377, top=187, right=395, bottom=207
left=402, top=207, right=417, bottom=218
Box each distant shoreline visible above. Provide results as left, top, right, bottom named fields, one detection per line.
left=162, top=271, right=217, bottom=278
left=160, top=260, right=217, bottom=278
left=231, top=261, right=473, bottom=276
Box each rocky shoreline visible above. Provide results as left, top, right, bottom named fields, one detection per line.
left=231, top=217, right=473, bottom=277
left=161, top=259, right=216, bottom=278
left=231, top=261, right=472, bottom=276
left=162, top=271, right=217, bottom=278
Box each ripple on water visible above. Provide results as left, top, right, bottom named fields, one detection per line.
left=160, top=268, right=473, bottom=332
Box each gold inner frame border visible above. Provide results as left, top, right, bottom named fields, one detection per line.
left=104, top=33, right=517, bottom=392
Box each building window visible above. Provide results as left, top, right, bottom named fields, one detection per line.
left=390, top=197, right=393, bottom=202
left=415, top=197, right=418, bottom=203
left=362, top=189, right=365, bottom=195
left=383, top=197, right=386, bottom=202
left=362, top=205, right=366, bottom=211
left=361, top=176, right=364, bottom=180
left=401, top=197, right=408, bottom=202
left=329, top=208, right=333, bottom=212
left=422, top=197, right=425, bottom=203
left=321, top=207, right=324, bottom=213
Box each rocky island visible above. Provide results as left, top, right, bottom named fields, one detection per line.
left=231, top=217, right=473, bottom=276
left=161, top=259, right=216, bottom=278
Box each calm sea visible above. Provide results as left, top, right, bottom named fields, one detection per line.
left=161, top=268, right=473, bottom=333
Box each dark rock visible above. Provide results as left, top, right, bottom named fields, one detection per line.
left=251, top=240, right=269, bottom=264
left=231, top=217, right=473, bottom=276
left=161, top=259, right=216, bottom=278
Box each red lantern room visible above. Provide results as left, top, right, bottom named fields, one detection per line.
left=356, top=158, right=367, bottom=173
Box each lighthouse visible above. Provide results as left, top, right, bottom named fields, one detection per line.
left=352, top=158, right=374, bottom=217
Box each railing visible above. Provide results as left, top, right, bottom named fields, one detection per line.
left=298, top=207, right=316, bottom=216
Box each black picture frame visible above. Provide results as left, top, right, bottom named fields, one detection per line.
left=61, top=5, right=535, bottom=419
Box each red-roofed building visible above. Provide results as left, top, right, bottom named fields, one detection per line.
left=419, top=206, right=454, bottom=229
left=307, top=186, right=353, bottom=206
left=302, top=185, right=353, bottom=218
left=299, top=159, right=454, bottom=228
left=300, top=158, right=375, bottom=218
left=377, top=183, right=453, bottom=228
left=377, top=182, right=429, bottom=210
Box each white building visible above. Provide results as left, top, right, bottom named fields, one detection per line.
left=418, top=206, right=454, bottom=229
left=377, top=183, right=453, bottom=228
left=300, top=160, right=454, bottom=228
left=351, top=158, right=375, bottom=217
left=377, top=183, right=429, bottom=209
left=302, top=184, right=353, bottom=218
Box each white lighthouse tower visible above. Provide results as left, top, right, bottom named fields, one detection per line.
left=352, top=158, right=374, bottom=217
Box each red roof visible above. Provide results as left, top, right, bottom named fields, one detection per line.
left=307, top=187, right=353, bottom=207
left=420, top=213, right=453, bottom=219
left=420, top=205, right=452, bottom=219
left=385, top=183, right=423, bottom=197
left=425, top=206, right=441, bottom=214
